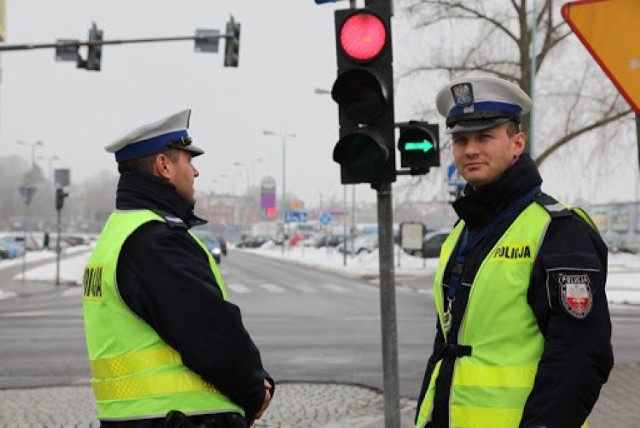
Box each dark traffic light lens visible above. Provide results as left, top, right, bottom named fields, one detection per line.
left=339, top=13, right=386, bottom=61
left=333, top=132, right=389, bottom=182
left=332, top=69, right=388, bottom=123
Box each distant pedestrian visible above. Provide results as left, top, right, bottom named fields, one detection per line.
left=82, top=109, right=273, bottom=427
left=415, top=76, right=613, bottom=428
left=43, top=231, right=50, bottom=250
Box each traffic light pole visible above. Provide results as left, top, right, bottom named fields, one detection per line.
left=376, top=182, right=401, bottom=428
left=55, top=204, right=61, bottom=286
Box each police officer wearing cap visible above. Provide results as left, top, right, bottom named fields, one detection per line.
left=83, top=109, right=273, bottom=427
left=414, top=76, right=613, bottom=428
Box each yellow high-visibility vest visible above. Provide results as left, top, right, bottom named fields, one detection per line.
left=83, top=209, right=242, bottom=421
left=416, top=202, right=588, bottom=428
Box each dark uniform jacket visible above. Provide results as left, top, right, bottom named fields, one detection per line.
left=102, top=171, right=273, bottom=428
left=416, top=154, right=614, bottom=428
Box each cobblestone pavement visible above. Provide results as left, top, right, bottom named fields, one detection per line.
left=1, top=272, right=638, bottom=427
left=0, top=364, right=638, bottom=428
left=0, top=382, right=416, bottom=428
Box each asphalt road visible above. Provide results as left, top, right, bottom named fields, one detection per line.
left=0, top=249, right=436, bottom=399
left=0, top=247, right=639, bottom=424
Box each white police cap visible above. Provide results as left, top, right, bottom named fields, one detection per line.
left=435, top=76, right=532, bottom=134
left=105, top=109, right=204, bottom=162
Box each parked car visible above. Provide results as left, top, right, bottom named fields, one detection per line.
left=61, top=234, right=87, bottom=246
left=421, top=229, right=450, bottom=258
left=0, top=233, right=39, bottom=251
left=0, top=238, right=25, bottom=258
left=0, top=243, right=11, bottom=259
left=339, top=234, right=378, bottom=255
left=237, top=235, right=273, bottom=248
left=302, top=234, right=327, bottom=248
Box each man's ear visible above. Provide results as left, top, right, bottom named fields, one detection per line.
left=154, top=153, right=173, bottom=180
left=513, top=132, right=526, bottom=156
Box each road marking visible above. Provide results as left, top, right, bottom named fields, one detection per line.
left=0, top=308, right=83, bottom=318
left=61, top=287, right=83, bottom=297
left=285, top=283, right=317, bottom=293
left=0, top=290, right=17, bottom=300
left=322, top=283, right=349, bottom=293
left=260, top=283, right=286, bottom=293
left=226, top=283, right=251, bottom=294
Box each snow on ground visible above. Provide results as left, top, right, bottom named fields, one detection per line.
left=1, top=242, right=639, bottom=306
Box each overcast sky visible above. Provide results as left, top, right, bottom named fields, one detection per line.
left=1, top=0, right=638, bottom=209
left=1, top=0, right=358, bottom=206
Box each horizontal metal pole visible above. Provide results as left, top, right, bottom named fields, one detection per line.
left=0, top=34, right=231, bottom=52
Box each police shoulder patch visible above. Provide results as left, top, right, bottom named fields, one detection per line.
left=558, top=273, right=593, bottom=319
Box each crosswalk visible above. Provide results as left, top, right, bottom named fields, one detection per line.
left=225, top=281, right=374, bottom=295
left=0, top=281, right=424, bottom=303
left=223, top=281, right=421, bottom=296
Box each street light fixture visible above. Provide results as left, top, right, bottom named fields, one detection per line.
left=263, top=130, right=297, bottom=253
left=16, top=140, right=43, bottom=171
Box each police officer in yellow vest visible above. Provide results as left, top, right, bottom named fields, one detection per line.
left=83, top=109, right=273, bottom=427
left=415, top=76, right=613, bottom=428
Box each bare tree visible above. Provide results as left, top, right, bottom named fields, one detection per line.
left=398, top=0, right=633, bottom=167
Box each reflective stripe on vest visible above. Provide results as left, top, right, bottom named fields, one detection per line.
left=416, top=202, right=589, bottom=428
left=83, top=210, right=242, bottom=420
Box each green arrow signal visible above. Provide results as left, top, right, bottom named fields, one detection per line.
left=404, top=140, right=434, bottom=152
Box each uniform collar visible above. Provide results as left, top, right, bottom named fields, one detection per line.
left=115, top=171, right=206, bottom=228
left=452, top=153, right=542, bottom=230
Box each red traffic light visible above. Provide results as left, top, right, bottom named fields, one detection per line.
left=339, top=12, right=387, bottom=61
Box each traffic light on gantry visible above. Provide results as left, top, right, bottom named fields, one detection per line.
left=398, top=121, right=440, bottom=175
left=86, top=22, right=103, bottom=71
left=224, top=16, right=241, bottom=67
left=331, top=5, right=395, bottom=187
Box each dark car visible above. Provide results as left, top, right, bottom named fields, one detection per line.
left=190, top=228, right=223, bottom=263
left=237, top=235, right=272, bottom=248
left=421, top=230, right=450, bottom=258
left=403, top=229, right=450, bottom=258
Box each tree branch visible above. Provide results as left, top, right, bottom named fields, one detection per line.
left=535, top=109, right=633, bottom=167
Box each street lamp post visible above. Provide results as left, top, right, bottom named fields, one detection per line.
left=37, top=154, right=59, bottom=180
left=233, top=161, right=250, bottom=193
left=263, top=130, right=296, bottom=254
left=251, top=157, right=264, bottom=190
left=314, top=87, right=357, bottom=259
left=16, top=140, right=43, bottom=171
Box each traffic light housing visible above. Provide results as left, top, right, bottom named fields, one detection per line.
left=86, top=22, right=103, bottom=71
left=55, top=188, right=69, bottom=210
left=224, top=16, right=241, bottom=67
left=331, top=5, right=395, bottom=187
left=398, top=121, right=440, bottom=175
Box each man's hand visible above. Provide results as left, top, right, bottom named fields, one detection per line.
left=249, top=379, right=273, bottom=425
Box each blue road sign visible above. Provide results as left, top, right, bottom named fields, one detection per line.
left=285, top=210, right=308, bottom=223
left=319, top=213, right=332, bottom=226
left=314, top=0, right=341, bottom=3
left=19, top=186, right=37, bottom=206
left=446, top=163, right=466, bottom=188
left=447, top=163, right=456, bottom=181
